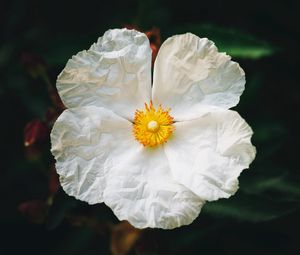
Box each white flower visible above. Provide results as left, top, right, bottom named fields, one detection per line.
left=50, top=28, right=256, bottom=229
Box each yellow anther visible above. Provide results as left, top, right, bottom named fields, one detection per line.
left=133, top=101, right=174, bottom=147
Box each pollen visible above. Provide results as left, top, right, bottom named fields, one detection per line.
left=133, top=101, right=174, bottom=147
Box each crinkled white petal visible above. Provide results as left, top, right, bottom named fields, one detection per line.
left=164, top=108, right=256, bottom=201
left=51, top=106, right=204, bottom=229
left=57, top=28, right=152, bottom=120
left=103, top=146, right=204, bottom=229
left=152, top=33, right=245, bottom=121
left=50, top=106, right=133, bottom=204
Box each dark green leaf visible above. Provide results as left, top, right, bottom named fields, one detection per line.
left=46, top=188, right=77, bottom=230
left=240, top=164, right=300, bottom=202
left=203, top=192, right=297, bottom=222
left=169, top=24, right=277, bottom=59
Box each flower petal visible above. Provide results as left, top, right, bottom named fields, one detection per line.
left=164, top=109, right=256, bottom=201
left=152, top=33, right=245, bottom=121
left=103, top=147, right=204, bottom=229
left=50, top=106, right=133, bottom=204
left=57, top=28, right=152, bottom=120
left=51, top=106, right=203, bottom=229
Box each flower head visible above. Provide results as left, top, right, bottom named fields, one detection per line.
left=50, top=28, right=256, bottom=229
left=133, top=101, right=174, bottom=147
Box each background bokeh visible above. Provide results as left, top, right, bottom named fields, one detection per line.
left=1, top=0, right=299, bottom=254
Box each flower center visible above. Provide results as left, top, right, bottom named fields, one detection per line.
left=133, top=101, right=174, bottom=147
left=147, top=120, right=159, bottom=132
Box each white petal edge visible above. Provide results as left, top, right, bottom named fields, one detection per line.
left=152, top=33, right=246, bottom=121
left=164, top=108, right=256, bottom=201
left=50, top=106, right=133, bottom=204
left=103, top=146, right=204, bottom=229
left=51, top=106, right=204, bottom=229
left=57, top=28, right=152, bottom=120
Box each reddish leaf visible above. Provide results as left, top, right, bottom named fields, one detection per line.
left=49, top=164, right=60, bottom=195
left=49, top=89, right=65, bottom=111
left=150, top=43, right=159, bottom=64
left=24, top=119, right=49, bottom=147
left=123, top=24, right=140, bottom=30
left=18, top=199, right=47, bottom=224
left=145, top=27, right=161, bottom=64
left=145, top=27, right=161, bottom=47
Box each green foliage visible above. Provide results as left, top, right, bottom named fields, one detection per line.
left=1, top=0, right=299, bottom=254
left=169, top=24, right=277, bottom=59
left=203, top=192, right=297, bottom=222
left=46, top=189, right=77, bottom=230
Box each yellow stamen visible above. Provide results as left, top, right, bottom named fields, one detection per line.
left=133, top=101, right=174, bottom=147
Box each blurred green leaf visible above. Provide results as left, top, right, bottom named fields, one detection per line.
left=240, top=164, right=300, bottom=202
left=252, top=120, right=287, bottom=161
left=46, top=189, right=77, bottom=230
left=203, top=192, right=297, bottom=222
left=237, top=72, right=263, bottom=110
left=169, top=24, right=277, bottom=59
left=254, top=122, right=286, bottom=144
left=42, top=35, right=97, bottom=66
left=247, top=174, right=300, bottom=201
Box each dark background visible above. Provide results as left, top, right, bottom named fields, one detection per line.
left=1, top=0, right=299, bottom=254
